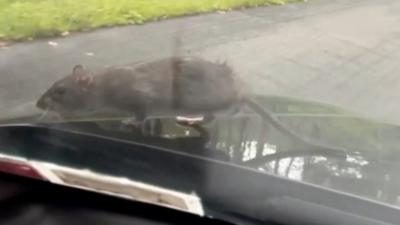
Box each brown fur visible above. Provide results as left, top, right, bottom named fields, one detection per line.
left=36, top=56, right=241, bottom=120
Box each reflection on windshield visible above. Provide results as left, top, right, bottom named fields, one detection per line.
left=2, top=0, right=400, bottom=212
left=4, top=93, right=400, bottom=206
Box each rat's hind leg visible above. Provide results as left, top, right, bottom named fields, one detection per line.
left=120, top=108, right=148, bottom=134
left=175, top=114, right=214, bottom=141
left=175, top=114, right=215, bottom=125
left=121, top=108, right=163, bottom=136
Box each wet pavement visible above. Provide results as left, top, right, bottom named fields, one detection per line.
left=1, top=0, right=400, bottom=123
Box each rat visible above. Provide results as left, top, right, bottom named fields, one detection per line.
left=36, top=56, right=240, bottom=121
left=36, top=56, right=346, bottom=157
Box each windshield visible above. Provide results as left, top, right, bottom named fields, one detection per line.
left=1, top=0, right=400, bottom=211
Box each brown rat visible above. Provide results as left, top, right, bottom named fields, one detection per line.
left=36, top=56, right=346, bottom=157
left=36, top=56, right=241, bottom=121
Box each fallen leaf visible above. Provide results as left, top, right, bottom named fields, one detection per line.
left=0, top=41, right=10, bottom=48
left=61, top=31, right=70, bottom=36
left=48, top=41, right=59, bottom=47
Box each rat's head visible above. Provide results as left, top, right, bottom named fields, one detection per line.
left=36, top=65, right=95, bottom=116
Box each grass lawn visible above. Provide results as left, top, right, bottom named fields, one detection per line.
left=0, top=0, right=300, bottom=42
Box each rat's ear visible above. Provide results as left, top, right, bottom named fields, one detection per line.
left=72, top=64, right=93, bottom=89
left=72, top=64, right=85, bottom=76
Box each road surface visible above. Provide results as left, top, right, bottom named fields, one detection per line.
left=1, top=0, right=400, bottom=123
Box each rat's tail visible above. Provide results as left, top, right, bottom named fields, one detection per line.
left=243, top=98, right=346, bottom=157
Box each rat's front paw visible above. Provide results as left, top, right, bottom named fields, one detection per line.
left=176, top=115, right=205, bottom=125
left=121, top=117, right=143, bottom=130
left=176, top=115, right=215, bottom=126
left=121, top=117, right=158, bottom=136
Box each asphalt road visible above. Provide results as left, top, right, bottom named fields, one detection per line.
left=1, top=0, right=400, bottom=123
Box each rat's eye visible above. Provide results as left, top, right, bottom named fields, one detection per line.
left=52, top=87, right=66, bottom=102
left=54, top=87, right=66, bottom=95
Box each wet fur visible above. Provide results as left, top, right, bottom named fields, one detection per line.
left=37, top=56, right=241, bottom=120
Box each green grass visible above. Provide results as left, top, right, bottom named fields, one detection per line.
left=0, top=0, right=299, bottom=42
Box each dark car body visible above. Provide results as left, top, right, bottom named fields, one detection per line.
left=1, top=95, right=400, bottom=225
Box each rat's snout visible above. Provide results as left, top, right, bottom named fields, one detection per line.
left=36, top=96, right=51, bottom=110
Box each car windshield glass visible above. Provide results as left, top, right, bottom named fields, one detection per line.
left=1, top=0, right=400, bottom=210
